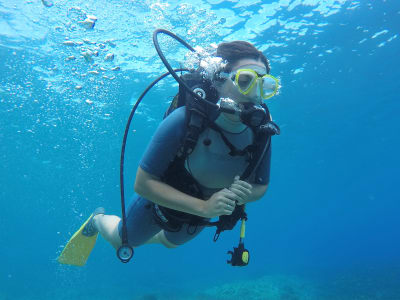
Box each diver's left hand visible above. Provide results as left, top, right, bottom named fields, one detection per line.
left=229, top=175, right=252, bottom=205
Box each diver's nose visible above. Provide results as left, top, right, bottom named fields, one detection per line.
left=251, top=79, right=262, bottom=104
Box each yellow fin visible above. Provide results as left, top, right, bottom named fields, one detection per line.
left=58, top=214, right=98, bottom=266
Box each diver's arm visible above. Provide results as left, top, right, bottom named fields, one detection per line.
left=135, top=167, right=237, bottom=218
left=135, top=167, right=204, bottom=216
left=246, top=183, right=268, bottom=203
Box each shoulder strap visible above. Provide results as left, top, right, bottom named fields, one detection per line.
left=175, top=72, right=219, bottom=158
left=179, top=106, right=209, bottom=156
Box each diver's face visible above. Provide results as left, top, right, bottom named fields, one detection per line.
left=219, top=58, right=267, bottom=104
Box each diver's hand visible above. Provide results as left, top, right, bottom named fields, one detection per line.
left=229, top=175, right=252, bottom=205
left=202, top=189, right=238, bottom=218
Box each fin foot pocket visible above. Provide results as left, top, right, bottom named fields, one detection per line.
left=82, top=207, right=105, bottom=237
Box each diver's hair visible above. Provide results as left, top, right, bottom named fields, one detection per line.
left=216, top=41, right=270, bottom=74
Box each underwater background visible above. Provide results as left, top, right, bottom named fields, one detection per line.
left=1, top=0, right=399, bottom=299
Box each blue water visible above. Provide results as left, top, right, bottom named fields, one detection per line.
left=1, top=0, right=399, bottom=299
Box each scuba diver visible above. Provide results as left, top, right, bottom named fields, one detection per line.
left=58, top=30, right=280, bottom=267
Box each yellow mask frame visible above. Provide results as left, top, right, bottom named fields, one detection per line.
left=231, top=68, right=279, bottom=100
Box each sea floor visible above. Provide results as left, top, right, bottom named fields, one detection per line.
left=1, top=267, right=399, bottom=300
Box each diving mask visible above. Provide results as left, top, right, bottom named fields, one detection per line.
left=221, top=68, right=279, bottom=100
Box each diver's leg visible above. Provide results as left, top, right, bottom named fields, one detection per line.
left=93, top=214, right=122, bottom=249
left=162, top=223, right=206, bottom=248
left=96, top=197, right=166, bottom=249
left=144, top=230, right=179, bottom=248
left=93, top=214, right=180, bottom=249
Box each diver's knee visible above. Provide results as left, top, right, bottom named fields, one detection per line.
left=159, top=231, right=179, bottom=249
left=162, top=241, right=179, bottom=249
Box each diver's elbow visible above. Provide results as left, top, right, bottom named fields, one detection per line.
left=133, top=179, right=142, bottom=195
left=134, top=167, right=158, bottom=197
